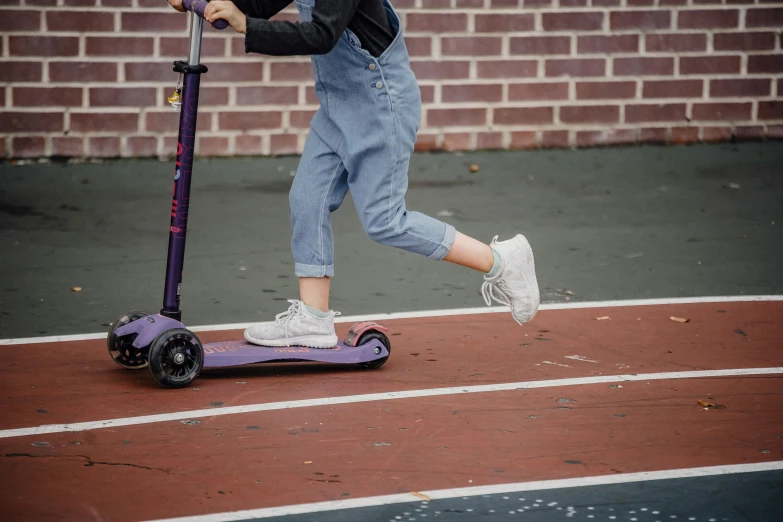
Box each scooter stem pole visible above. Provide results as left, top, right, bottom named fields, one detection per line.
left=161, top=13, right=204, bottom=321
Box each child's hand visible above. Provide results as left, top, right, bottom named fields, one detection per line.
left=205, top=1, right=247, bottom=34
left=166, top=0, right=186, bottom=12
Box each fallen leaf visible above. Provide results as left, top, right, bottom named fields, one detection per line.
left=469, top=164, right=480, bottom=173
left=411, top=492, right=431, bottom=501
left=565, top=290, right=575, bottom=295
left=698, top=400, right=725, bottom=409
left=304, top=461, right=312, bottom=464
left=71, top=286, right=82, bottom=292
left=670, top=316, right=690, bottom=323
left=594, top=316, right=611, bottom=321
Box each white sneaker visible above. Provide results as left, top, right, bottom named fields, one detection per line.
left=244, top=300, right=339, bottom=348
left=481, top=234, right=540, bottom=325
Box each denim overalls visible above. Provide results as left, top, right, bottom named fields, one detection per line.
left=290, top=0, right=456, bottom=278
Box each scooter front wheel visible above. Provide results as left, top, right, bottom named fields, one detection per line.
left=358, top=330, right=391, bottom=370
left=107, top=311, right=151, bottom=370
left=148, top=328, right=204, bottom=388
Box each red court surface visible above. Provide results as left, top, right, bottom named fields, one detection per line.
left=1, top=297, right=782, bottom=521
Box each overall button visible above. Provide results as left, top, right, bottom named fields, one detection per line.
left=375, top=81, right=383, bottom=89
left=369, top=63, right=377, bottom=71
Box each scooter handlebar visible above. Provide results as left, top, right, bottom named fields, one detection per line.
left=182, top=0, right=229, bottom=30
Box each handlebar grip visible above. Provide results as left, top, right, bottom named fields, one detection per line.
left=182, top=0, right=229, bottom=30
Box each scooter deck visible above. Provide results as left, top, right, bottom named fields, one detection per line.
left=202, top=339, right=389, bottom=368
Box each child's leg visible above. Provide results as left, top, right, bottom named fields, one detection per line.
left=299, top=276, right=330, bottom=312
left=443, top=231, right=495, bottom=273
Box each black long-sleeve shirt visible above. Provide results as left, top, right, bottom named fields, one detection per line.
left=231, top=0, right=395, bottom=58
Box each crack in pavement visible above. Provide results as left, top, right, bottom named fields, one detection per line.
left=3, top=453, right=169, bottom=472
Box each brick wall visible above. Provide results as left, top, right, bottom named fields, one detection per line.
left=1, top=0, right=782, bottom=159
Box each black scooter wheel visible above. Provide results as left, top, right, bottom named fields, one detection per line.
left=107, top=311, right=151, bottom=370
left=358, top=330, right=391, bottom=369
left=148, top=328, right=204, bottom=388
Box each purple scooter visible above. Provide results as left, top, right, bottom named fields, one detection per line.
left=106, top=1, right=391, bottom=388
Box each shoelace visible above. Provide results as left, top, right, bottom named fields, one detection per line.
left=274, top=300, right=307, bottom=338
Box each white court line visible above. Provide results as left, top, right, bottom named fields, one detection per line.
left=1, top=367, right=780, bottom=440
left=146, top=460, right=783, bottom=522
left=1, top=294, right=781, bottom=346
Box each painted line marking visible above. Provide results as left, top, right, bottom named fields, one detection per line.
left=145, top=461, right=783, bottom=521
left=565, top=355, right=599, bottom=364
left=1, top=367, right=780, bottom=440
left=1, top=294, right=781, bottom=346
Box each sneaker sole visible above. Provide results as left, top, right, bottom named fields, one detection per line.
left=243, top=332, right=338, bottom=349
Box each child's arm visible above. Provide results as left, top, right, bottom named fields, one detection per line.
left=205, top=0, right=362, bottom=56
left=230, top=0, right=292, bottom=20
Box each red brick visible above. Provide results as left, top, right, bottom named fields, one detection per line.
left=493, top=107, right=553, bottom=125
left=412, top=61, right=471, bottom=80
left=11, top=137, right=45, bottom=158
left=692, top=103, right=752, bottom=121
left=270, top=134, right=299, bottom=155
left=9, top=36, right=78, bottom=56
left=50, top=62, right=117, bottom=82
left=46, top=12, right=113, bottom=32
left=639, top=128, right=668, bottom=143
left=442, top=84, right=504, bottom=103
left=746, top=8, right=783, bottom=28
left=476, top=60, right=536, bottom=79
left=645, top=33, right=707, bottom=53
left=236, top=87, right=299, bottom=105
left=405, top=37, right=432, bottom=57
left=65, top=0, right=96, bottom=5
left=702, top=126, right=732, bottom=142
left=125, top=137, right=158, bottom=157
left=269, top=62, right=313, bottom=81
left=560, top=0, right=588, bottom=6
left=477, top=132, right=504, bottom=150
left=414, top=134, right=439, bottom=152
left=86, top=37, right=154, bottom=56
left=0, top=61, right=41, bottom=82
left=576, top=130, right=605, bottom=147
left=12, top=87, right=82, bottom=107
left=714, top=32, right=776, bottom=51
left=510, top=36, right=570, bottom=55
left=509, top=131, right=537, bottom=149
left=102, top=0, right=132, bottom=6
left=70, top=112, right=139, bottom=132
left=577, top=35, right=638, bottom=54
left=576, top=81, right=636, bottom=100
left=429, top=108, right=487, bottom=127
left=628, top=0, right=655, bottom=5
left=89, top=87, right=157, bottom=107
left=625, top=104, right=687, bottom=123
left=125, top=62, right=175, bottom=82
left=406, top=13, right=467, bottom=32
left=592, top=0, right=621, bottom=5
left=610, top=10, right=671, bottom=30
left=670, top=127, right=699, bottom=144
left=680, top=55, right=741, bottom=75
left=206, top=63, right=266, bottom=82
left=614, top=57, right=674, bottom=76
left=726, top=0, right=755, bottom=3
left=197, top=137, right=229, bottom=157
left=491, top=0, right=519, bottom=6
left=606, top=128, right=638, bottom=145
left=458, top=0, right=485, bottom=6
left=767, top=125, right=783, bottom=139
left=146, top=111, right=211, bottom=133
left=678, top=9, right=739, bottom=29
left=540, top=130, right=569, bottom=148
left=560, top=105, right=619, bottom=124
left=0, top=112, right=62, bottom=132
left=545, top=58, right=605, bottom=77
left=219, top=111, right=282, bottom=130
left=121, top=13, right=187, bottom=32
left=523, top=0, right=552, bottom=6
left=442, top=37, right=502, bottom=56
left=748, top=55, right=783, bottom=74
left=642, top=80, right=703, bottom=98
left=161, top=137, right=178, bottom=155
left=710, top=79, right=771, bottom=98
left=199, top=88, right=230, bottom=106
left=734, top=126, right=765, bottom=141
left=475, top=14, right=535, bottom=32
left=779, top=79, right=783, bottom=97
left=88, top=137, right=121, bottom=158
left=25, top=0, right=57, bottom=5
left=0, top=10, right=40, bottom=31
left=234, top=135, right=263, bottom=155
left=289, top=110, right=316, bottom=128
left=420, top=85, right=435, bottom=104
left=160, top=37, right=225, bottom=57
left=508, top=82, right=569, bottom=101
left=51, top=137, right=85, bottom=157
left=442, top=133, right=473, bottom=151
left=758, top=101, right=783, bottom=120
left=542, top=12, right=603, bottom=31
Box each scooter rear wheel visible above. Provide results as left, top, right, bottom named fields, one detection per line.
left=148, top=328, right=204, bottom=388
left=107, top=311, right=151, bottom=370
left=358, top=330, right=391, bottom=370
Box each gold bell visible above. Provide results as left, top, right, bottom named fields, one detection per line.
left=168, top=89, right=182, bottom=112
